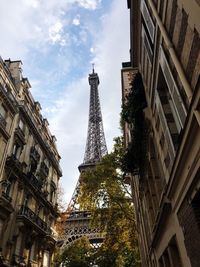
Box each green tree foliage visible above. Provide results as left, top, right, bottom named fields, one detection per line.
left=121, top=73, right=147, bottom=175
left=77, top=137, right=141, bottom=267
left=54, top=237, right=94, bottom=267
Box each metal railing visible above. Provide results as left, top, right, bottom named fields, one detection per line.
left=27, top=172, right=43, bottom=190
left=18, top=205, right=52, bottom=235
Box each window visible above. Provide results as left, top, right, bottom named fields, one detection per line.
left=13, top=143, right=22, bottom=159
left=30, top=158, right=37, bottom=173
left=192, top=190, right=200, bottom=229
left=0, top=104, right=6, bottom=118
left=30, top=241, right=39, bottom=261
left=50, top=186, right=55, bottom=203
left=24, top=195, right=29, bottom=207
left=160, top=132, right=164, bottom=149
left=155, top=89, right=176, bottom=161
left=159, top=236, right=183, bottom=267
left=140, top=0, right=155, bottom=43
left=142, top=25, right=153, bottom=63
left=0, top=104, right=7, bottom=128
left=159, top=46, right=187, bottom=130
left=19, top=119, right=25, bottom=131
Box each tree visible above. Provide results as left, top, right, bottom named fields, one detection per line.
left=121, top=72, right=147, bottom=176
left=78, top=137, right=141, bottom=267
left=53, top=237, right=94, bottom=267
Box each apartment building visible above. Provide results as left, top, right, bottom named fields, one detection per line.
left=0, top=57, right=62, bottom=267
left=121, top=0, right=200, bottom=266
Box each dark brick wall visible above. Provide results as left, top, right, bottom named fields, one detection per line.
left=178, top=196, right=200, bottom=267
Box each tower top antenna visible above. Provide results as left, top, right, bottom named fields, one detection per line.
left=92, top=63, right=95, bottom=74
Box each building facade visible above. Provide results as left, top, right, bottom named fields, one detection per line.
left=122, top=0, right=200, bottom=266
left=0, top=57, right=62, bottom=267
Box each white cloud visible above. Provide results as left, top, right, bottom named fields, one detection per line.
left=49, top=0, right=130, bottom=203
left=0, top=0, right=129, bottom=205
left=72, top=15, right=80, bottom=26
left=49, top=21, right=63, bottom=44
left=76, top=0, right=101, bottom=10
left=0, top=0, right=100, bottom=59
left=23, top=0, right=39, bottom=8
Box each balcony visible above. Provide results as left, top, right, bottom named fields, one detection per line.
left=27, top=172, right=43, bottom=191
left=0, top=180, right=14, bottom=215
left=5, top=154, right=23, bottom=173
left=30, top=146, right=40, bottom=162
left=18, top=205, right=52, bottom=235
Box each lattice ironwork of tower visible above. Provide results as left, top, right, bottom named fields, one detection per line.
left=79, top=67, right=108, bottom=171
left=58, top=67, right=108, bottom=250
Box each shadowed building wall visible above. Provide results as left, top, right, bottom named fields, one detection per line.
left=121, top=0, right=200, bottom=266
left=0, top=57, right=62, bottom=267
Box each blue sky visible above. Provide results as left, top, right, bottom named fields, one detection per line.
left=0, top=0, right=130, bottom=204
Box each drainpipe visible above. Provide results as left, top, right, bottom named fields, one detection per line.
left=148, top=0, right=193, bottom=102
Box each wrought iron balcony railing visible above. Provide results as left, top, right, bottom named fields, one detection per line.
left=6, top=154, right=23, bottom=172
left=18, top=205, right=52, bottom=235
left=27, top=172, right=43, bottom=191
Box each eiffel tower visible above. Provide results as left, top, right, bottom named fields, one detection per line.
left=59, top=66, right=108, bottom=250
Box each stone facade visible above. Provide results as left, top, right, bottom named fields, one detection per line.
left=0, top=57, right=62, bottom=267
left=122, top=0, right=200, bottom=266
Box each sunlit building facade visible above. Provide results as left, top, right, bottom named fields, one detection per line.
left=122, top=0, right=200, bottom=266
left=0, top=57, right=62, bottom=267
